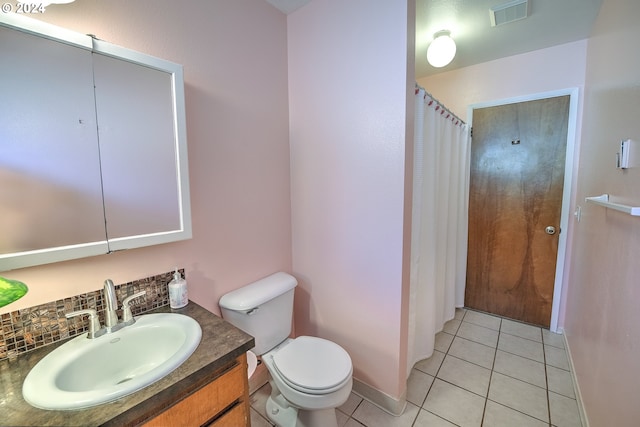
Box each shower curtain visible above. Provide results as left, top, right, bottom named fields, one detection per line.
left=407, top=87, right=471, bottom=374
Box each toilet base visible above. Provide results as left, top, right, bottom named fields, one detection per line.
left=265, top=387, right=339, bottom=427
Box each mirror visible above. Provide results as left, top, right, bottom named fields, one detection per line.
left=0, top=14, right=191, bottom=271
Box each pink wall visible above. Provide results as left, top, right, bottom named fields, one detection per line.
left=287, top=0, right=414, bottom=400
left=417, top=40, right=588, bottom=120
left=564, top=0, right=640, bottom=424
left=0, top=0, right=292, bottom=316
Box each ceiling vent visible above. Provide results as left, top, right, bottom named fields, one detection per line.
left=490, top=0, right=529, bottom=27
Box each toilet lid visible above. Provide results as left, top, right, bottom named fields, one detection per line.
left=272, top=336, right=352, bottom=394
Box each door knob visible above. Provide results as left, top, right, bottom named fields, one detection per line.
left=545, top=226, right=556, bottom=235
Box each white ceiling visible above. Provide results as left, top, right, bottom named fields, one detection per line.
left=416, top=0, right=602, bottom=78
left=265, top=0, right=311, bottom=15
left=265, top=0, right=603, bottom=79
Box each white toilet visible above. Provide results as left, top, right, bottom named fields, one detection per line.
left=219, top=272, right=353, bottom=427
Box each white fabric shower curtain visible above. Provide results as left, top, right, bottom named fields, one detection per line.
left=407, top=88, right=471, bottom=374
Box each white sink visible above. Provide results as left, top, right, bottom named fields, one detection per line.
left=22, top=313, right=202, bottom=410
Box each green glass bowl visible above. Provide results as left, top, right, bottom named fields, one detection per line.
left=0, top=277, right=28, bottom=308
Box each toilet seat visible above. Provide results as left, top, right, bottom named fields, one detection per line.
left=272, top=336, right=352, bottom=395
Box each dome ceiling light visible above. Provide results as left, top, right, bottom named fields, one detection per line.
left=426, top=30, right=457, bottom=68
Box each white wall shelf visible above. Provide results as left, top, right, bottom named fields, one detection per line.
left=585, top=194, right=640, bottom=216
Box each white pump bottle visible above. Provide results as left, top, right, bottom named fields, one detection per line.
left=168, top=268, right=188, bottom=309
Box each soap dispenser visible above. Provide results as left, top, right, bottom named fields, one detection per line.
left=168, top=268, right=188, bottom=309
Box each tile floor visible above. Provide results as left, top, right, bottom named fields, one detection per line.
left=249, top=308, right=583, bottom=427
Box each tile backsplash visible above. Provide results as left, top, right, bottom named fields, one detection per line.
left=0, top=269, right=183, bottom=360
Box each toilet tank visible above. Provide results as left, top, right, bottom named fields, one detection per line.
left=219, top=272, right=297, bottom=355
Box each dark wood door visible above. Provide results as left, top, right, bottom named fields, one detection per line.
left=465, top=96, right=570, bottom=327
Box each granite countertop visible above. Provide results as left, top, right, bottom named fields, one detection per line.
left=0, top=302, right=254, bottom=426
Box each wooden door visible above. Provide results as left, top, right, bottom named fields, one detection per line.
left=465, top=96, right=570, bottom=327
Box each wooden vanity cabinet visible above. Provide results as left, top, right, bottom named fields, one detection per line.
left=143, top=354, right=251, bottom=427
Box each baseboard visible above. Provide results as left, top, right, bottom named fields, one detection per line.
left=560, top=328, right=589, bottom=427
left=351, top=378, right=407, bottom=416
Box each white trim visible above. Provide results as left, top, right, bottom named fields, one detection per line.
left=561, top=328, right=590, bottom=427
left=467, top=88, right=580, bottom=332
left=0, top=12, right=92, bottom=49
left=0, top=242, right=108, bottom=271
left=351, top=378, right=407, bottom=416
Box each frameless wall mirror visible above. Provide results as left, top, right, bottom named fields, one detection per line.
left=0, top=13, right=191, bottom=271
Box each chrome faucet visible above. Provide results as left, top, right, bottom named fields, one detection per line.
left=103, top=279, right=120, bottom=332
left=65, top=279, right=147, bottom=339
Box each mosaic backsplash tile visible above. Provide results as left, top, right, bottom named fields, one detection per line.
left=0, top=269, right=183, bottom=360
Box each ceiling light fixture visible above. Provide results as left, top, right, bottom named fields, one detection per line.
left=427, top=30, right=456, bottom=68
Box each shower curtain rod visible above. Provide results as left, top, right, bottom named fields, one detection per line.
left=415, top=84, right=466, bottom=126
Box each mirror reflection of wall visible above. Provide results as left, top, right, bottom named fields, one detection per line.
left=0, top=24, right=107, bottom=255
left=93, top=53, right=181, bottom=240
left=0, top=15, right=191, bottom=271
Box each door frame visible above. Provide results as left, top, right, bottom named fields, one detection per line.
left=467, top=87, right=579, bottom=332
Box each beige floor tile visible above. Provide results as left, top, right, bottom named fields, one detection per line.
left=352, top=400, right=420, bottom=427
left=498, top=332, right=544, bottom=362
left=407, top=368, right=435, bottom=406
left=448, top=336, right=496, bottom=369
left=336, top=409, right=350, bottom=427
left=413, top=409, right=457, bottom=427
left=250, top=408, right=274, bottom=427
left=501, top=319, right=542, bottom=342
left=542, top=329, right=566, bottom=349
left=463, top=310, right=502, bottom=330
left=414, top=350, right=445, bottom=376
left=437, top=355, right=491, bottom=397
left=493, top=350, right=546, bottom=388
left=276, top=309, right=584, bottom=427
left=547, top=365, right=575, bottom=398
left=549, top=391, right=583, bottom=427
left=250, top=382, right=272, bottom=421
left=457, top=322, right=500, bottom=348
left=488, top=372, right=549, bottom=423
left=545, top=344, right=570, bottom=371
left=345, top=418, right=367, bottom=427
left=424, top=379, right=485, bottom=427
left=443, top=318, right=461, bottom=335
left=339, top=392, right=363, bottom=416
left=483, top=400, right=548, bottom=427
left=435, top=331, right=454, bottom=352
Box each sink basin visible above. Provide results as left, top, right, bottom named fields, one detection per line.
left=22, top=313, right=202, bottom=410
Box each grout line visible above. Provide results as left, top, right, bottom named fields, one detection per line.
left=542, top=330, right=552, bottom=426
left=444, top=351, right=493, bottom=372
left=495, top=345, right=545, bottom=365
left=499, top=329, right=544, bottom=344
left=478, top=319, right=501, bottom=426
left=485, top=398, right=553, bottom=426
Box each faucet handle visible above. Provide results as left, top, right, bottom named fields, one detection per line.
left=122, top=290, right=147, bottom=325
left=66, top=309, right=105, bottom=339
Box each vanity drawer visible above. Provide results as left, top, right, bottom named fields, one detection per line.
left=143, top=355, right=248, bottom=427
